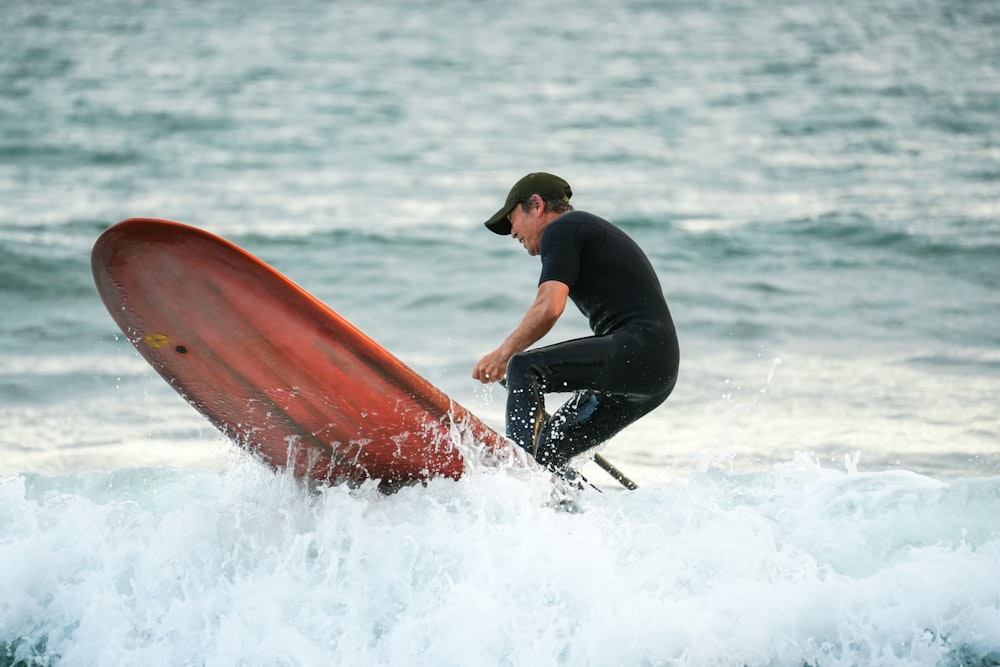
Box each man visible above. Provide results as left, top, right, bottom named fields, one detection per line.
left=472, top=172, right=679, bottom=475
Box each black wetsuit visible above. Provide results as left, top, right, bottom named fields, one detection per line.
left=505, top=211, right=679, bottom=471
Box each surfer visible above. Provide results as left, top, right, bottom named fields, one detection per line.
left=472, top=172, right=679, bottom=475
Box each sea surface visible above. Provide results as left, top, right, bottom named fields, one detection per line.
left=2, top=0, right=999, bottom=664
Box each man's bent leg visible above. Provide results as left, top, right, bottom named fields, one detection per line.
left=504, top=334, right=625, bottom=457
left=534, top=390, right=668, bottom=470
left=504, top=352, right=549, bottom=452
left=505, top=331, right=677, bottom=471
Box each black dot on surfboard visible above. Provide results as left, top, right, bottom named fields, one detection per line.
left=175, top=345, right=188, bottom=354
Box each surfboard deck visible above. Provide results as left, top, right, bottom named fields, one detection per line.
left=91, top=218, right=533, bottom=491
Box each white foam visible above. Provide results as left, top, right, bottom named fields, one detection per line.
left=2, top=463, right=998, bottom=664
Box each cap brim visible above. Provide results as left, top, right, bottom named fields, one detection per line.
left=484, top=204, right=513, bottom=235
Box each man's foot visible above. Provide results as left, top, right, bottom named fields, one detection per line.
left=548, top=497, right=584, bottom=514
left=554, top=465, right=604, bottom=493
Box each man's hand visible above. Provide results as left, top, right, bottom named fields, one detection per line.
left=472, top=348, right=510, bottom=384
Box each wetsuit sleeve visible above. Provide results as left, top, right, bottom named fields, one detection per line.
left=538, top=221, right=582, bottom=288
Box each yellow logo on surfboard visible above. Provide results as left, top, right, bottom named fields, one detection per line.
left=142, top=333, right=170, bottom=349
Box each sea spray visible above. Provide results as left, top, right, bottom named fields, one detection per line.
left=3, top=462, right=999, bottom=665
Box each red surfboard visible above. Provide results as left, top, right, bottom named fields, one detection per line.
left=92, top=218, right=531, bottom=490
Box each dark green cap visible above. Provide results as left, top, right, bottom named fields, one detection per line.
left=483, top=172, right=573, bottom=235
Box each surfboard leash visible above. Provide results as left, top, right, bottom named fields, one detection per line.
left=591, top=453, right=638, bottom=490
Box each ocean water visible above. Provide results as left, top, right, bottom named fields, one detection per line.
left=2, top=0, right=999, bottom=664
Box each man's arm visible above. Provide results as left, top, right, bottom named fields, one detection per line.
left=472, top=280, right=569, bottom=383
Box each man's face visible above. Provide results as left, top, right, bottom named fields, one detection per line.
left=508, top=198, right=542, bottom=256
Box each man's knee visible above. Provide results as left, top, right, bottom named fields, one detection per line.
left=505, top=351, right=541, bottom=388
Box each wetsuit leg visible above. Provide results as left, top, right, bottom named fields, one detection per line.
left=534, top=390, right=667, bottom=470
left=504, top=330, right=677, bottom=470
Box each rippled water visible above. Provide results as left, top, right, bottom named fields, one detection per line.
left=2, top=0, right=999, bottom=663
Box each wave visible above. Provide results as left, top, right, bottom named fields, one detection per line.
left=0, top=224, right=101, bottom=301
left=785, top=213, right=998, bottom=254
left=0, top=142, right=144, bottom=169
left=628, top=212, right=999, bottom=291
left=784, top=213, right=1000, bottom=288
left=2, top=464, right=999, bottom=665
